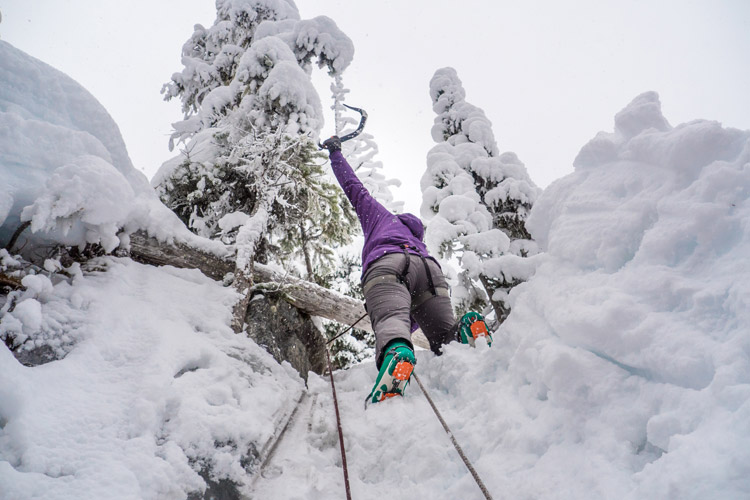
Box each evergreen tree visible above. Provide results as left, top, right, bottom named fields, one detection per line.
left=421, top=67, right=540, bottom=326
left=154, top=0, right=358, bottom=280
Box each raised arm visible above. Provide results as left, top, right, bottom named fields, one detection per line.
left=324, top=139, right=390, bottom=237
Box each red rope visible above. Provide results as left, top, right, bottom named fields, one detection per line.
left=327, top=312, right=368, bottom=346
left=326, top=348, right=353, bottom=500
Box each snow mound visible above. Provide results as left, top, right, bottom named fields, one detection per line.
left=0, top=258, right=303, bottom=499
left=0, top=41, right=228, bottom=258
left=21, top=156, right=137, bottom=252
left=510, top=92, right=750, bottom=497
left=0, top=40, right=145, bottom=216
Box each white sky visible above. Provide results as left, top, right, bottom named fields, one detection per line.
left=2, top=0, right=749, bottom=215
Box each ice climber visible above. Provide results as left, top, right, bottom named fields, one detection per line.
left=322, top=136, right=492, bottom=405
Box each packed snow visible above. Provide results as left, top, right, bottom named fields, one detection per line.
left=2, top=37, right=750, bottom=500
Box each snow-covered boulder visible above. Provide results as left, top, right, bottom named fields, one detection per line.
left=0, top=41, right=226, bottom=257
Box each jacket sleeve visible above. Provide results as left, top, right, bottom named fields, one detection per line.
left=329, top=150, right=389, bottom=236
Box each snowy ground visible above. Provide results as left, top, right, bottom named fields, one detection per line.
left=252, top=344, right=504, bottom=500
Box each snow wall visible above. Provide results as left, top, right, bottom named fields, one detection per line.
left=497, top=91, right=750, bottom=497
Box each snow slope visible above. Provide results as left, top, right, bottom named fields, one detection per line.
left=0, top=257, right=304, bottom=499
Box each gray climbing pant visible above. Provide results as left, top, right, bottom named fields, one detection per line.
left=362, top=252, right=457, bottom=368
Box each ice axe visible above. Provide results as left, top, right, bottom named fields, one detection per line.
left=319, top=104, right=368, bottom=149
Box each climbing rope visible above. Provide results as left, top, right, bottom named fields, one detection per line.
left=327, top=312, right=368, bottom=346
left=413, top=373, right=495, bottom=500
left=325, top=313, right=493, bottom=499
left=326, top=346, right=353, bottom=500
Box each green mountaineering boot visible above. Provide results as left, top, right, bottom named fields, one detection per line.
left=366, top=341, right=416, bottom=406
left=457, top=312, right=492, bottom=347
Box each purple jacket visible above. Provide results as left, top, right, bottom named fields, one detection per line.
left=329, top=150, right=437, bottom=278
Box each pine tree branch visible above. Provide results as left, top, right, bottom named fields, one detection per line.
left=4, top=221, right=31, bottom=252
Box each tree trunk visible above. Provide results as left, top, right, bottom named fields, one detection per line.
left=299, top=223, right=314, bottom=281
left=479, top=273, right=510, bottom=326
left=4, top=221, right=31, bottom=253
left=0, top=273, right=24, bottom=291
left=231, top=263, right=254, bottom=333
left=128, top=231, right=233, bottom=281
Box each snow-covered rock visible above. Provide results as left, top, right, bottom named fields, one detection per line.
left=0, top=41, right=227, bottom=257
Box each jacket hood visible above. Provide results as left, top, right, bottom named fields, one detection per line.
left=397, top=213, right=425, bottom=241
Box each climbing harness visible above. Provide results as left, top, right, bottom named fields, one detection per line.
left=319, top=104, right=368, bottom=149
left=399, top=245, right=412, bottom=284
left=396, top=244, right=448, bottom=309
left=413, top=373, right=495, bottom=500
left=360, top=273, right=449, bottom=308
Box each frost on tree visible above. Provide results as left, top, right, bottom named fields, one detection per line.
left=154, top=0, right=357, bottom=285
left=421, top=67, right=540, bottom=325
left=329, top=76, right=404, bottom=214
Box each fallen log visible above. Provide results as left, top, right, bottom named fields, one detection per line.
left=127, top=231, right=232, bottom=281
left=127, top=231, right=373, bottom=333
left=127, top=232, right=431, bottom=349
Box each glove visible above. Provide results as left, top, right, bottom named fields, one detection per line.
left=321, top=136, right=342, bottom=153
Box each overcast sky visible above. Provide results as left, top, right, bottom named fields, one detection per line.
left=2, top=0, right=749, bottom=214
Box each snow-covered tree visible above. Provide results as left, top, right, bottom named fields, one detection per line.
left=330, top=76, right=404, bottom=214
left=421, top=67, right=540, bottom=325
left=154, top=0, right=358, bottom=286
